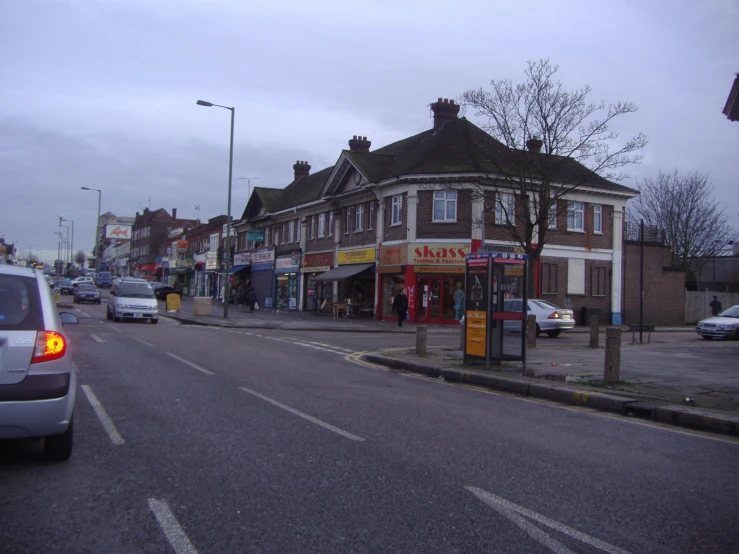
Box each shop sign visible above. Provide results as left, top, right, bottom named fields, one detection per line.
left=206, top=252, right=218, bottom=270
left=251, top=246, right=275, bottom=265
left=234, top=252, right=251, bottom=265
left=276, top=256, right=300, bottom=271
left=180, top=253, right=194, bottom=267
left=301, top=252, right=334, bottom=273
left=415, top=265, right=465, bottom=274
left=337, top=247, right=376, bottom=265
left=410, top=243, right=470, bottom=265
left=176, top=240, right=189, bottom=254
left=247, top=228, right=265, bottom=241
left=379, top=244, right=408, bottom=266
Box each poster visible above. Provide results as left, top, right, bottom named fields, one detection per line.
left=465, top=257, right=489, bottom=359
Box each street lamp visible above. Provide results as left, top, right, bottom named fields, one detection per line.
left=81, top=187, right=102, bottom=269
left=197, top=99, right=235, bottom=319
left=60, top=218, right=74, bottom=268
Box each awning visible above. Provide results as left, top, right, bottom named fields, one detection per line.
left=314, top=263, right=375, bottom=281
left=228, top=265, right=249, bottom=274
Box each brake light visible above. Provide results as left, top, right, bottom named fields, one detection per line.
left=31, top=331, right=67, bottom=363
left=547, top=311, right=561, bottom=319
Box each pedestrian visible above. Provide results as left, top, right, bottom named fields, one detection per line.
left=237, top=281, right=247, bottom=306
left=245, top=279, right=256, bottom=312
left=392, top=288, right=409, bottom=328
left=709, top=295, right=723, bottom=316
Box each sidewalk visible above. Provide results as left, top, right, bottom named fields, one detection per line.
left=364, top=342, right=739, bottom=436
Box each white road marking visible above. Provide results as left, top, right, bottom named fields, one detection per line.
left=239, top=386, right=365, bottom=442
left=299, top=340, right=353, bottom=352
left=266, top=336, right=352, bottom=355
left=148, top=498, right=199, bottom=554
left=132, top=336, right=154, bottom=347
left=105, top=323, right=123, bottom=333
left=90, top=334, right=104, bottom=343
left=79, top=311, right=91, bottom=317
left=466, top=486, right=631, bottom=554
left=244, top=332, right=253, bottom=335
left=165, top=352, right=215, bottom=375
left=80, top=385, right=125, bottom=445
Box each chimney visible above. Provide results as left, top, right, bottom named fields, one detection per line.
left=172, top=208, right=177, bottom=219
left=348, top=135, right=371, bottom=152
left=293, top=160, right=311, bottom=183
left=431, top=98, right=460, bottom=130
left=526, top=138, right=543, bottom=153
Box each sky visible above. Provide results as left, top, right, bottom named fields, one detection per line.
left=2, top=0, right=737, bottom=265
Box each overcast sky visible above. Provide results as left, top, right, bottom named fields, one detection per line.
left=2, top=0, right=737, bottom=264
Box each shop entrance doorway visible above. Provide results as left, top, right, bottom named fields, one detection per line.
left=416, top=275, right=465, bottom=324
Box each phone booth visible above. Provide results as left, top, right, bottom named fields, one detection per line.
left=464, top=252, right=528, bottom=367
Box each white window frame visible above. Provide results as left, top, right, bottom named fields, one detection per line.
left=496, top=192, right=515, bottom=225
left=328, top=211, right=333, bottom=237
left=368, top=202, right=374, bottom=230
left=548, top=201, right=557, bottom=229
left=355, top=204, right=364, bottom=232
left=567, top=201, right=585, bottom=231
left=433, top=190, right=457, bottom=222
left=391, top=195, right=402, bottom=226
left=593, top=204, right=603, bottom=234
left=318, top=213, right=326, bottom=238
left=310, top=216, right=315, bottom=239
left=345, top=207, right=351, bottom=234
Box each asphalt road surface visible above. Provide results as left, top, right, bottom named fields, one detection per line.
left=1, top=303, right=737, bottom=553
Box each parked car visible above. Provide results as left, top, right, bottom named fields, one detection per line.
left=73, top=283, right=102, bottom=304
left=107, top=277, right=158, bottom=323
left=57, top=278, right=75, bottom=295
left=0, top=264, right=79, bottom=460
left=695, top=305, right=739, bottom=340
left=71, top=276, right=94, bottom=288
left=150, top=283, right=182, bottom=300
left=503, top=298, right=575, bottom=337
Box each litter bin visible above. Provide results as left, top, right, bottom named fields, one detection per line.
left=582, top=306, right=601, bottom=325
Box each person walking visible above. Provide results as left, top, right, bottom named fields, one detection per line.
left=710, top=295, right=723, bottom=316
left=245, top=279, right=257, bottom=312
left=392, top=289, right=409, bottom=328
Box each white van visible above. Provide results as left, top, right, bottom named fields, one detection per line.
left=107, top=277, right=158, bottom=324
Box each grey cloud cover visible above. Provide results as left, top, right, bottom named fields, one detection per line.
left=1, top=0, right=737, bottom=262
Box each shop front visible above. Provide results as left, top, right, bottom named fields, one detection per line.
left=301, top=252, right=334, bottom=312
left=274, top=252, right=300, bottom=310
left=315, top=247, right=376, bottom=317
left=250, top=246, right=275, bottom=308
left=378, top=242, right=470, bottom=325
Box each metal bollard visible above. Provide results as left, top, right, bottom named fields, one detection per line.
left=416, top=325, right=428, bottom=355
left=526, top=314, right=537, bottom=349
left=589, top=315, right=600, bottom=349
left=604, top=327, right=621, bottom=384
left=460, top=318, right=465, bottom=352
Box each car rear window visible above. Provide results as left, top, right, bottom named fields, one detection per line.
left=0, top=275, right=44, bottom=331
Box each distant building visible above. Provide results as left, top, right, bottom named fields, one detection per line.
left=723, top=73, right=739, bottom=122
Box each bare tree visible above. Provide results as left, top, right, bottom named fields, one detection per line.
left=74, top=250, right=87, bottom=267
left=628, top=170, right=738, bottom=276
left=456, top=59, right=647, bottom=293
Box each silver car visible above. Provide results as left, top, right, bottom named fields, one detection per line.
left=696, top=305, right=739, bottom=340
left=107, top=277, right=159, bottom=323
left=0, top=265, right=79, bottom=460
left=504, top=298, right=576, bottom=337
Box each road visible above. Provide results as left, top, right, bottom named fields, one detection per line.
left=1, top=302, right=738, bottom=553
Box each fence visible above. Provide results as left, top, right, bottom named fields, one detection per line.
left=685, top=291, right=739, bottom=323
left=624, top=222, right=665, bottom=244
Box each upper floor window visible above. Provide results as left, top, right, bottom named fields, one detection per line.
left=310, top=216, right=315, bottom=239
left=548, top=201, right=557, bottom=229
left=281, top=224, right=286, bottom=244
left=318, top=213, right=326, bottom=238
left=593, top=205, right=603, bottom=234
left=567, top=201, right=585, bottom=231
left=391, top=195, right=402, bottom=226
left=328, top=211, right=333, bottom=237
left=368, top=202, right=374, bottom=230
left=345, top=207, right=352, bottom=234
left=355, top=204, right=364, bottom=231
left=496, top=192, right=515, bottom=225
left=296, top=219, right=301, bottom=243
left=433, top=191, right=457, bottom=222
left=288, top=220, right=295, bottom=243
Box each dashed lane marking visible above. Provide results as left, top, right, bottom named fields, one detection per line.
left=90, top=334, right=104, bottom=343
left=148, top=498, right=199, bottom=554
left=165, top=352, right=215, bottom=375
left=132, top=336, right=154, bottom=347
left=80, top=385, right=125, bottom=445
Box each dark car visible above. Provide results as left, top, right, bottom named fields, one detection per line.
left=150, top=283, right=182, bottom=300
left=57, top=278, right=74, bottom=295
left=73, top=283, right=102, bottom=304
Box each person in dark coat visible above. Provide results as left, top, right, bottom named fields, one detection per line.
left=710, top=296, right=723, bottom=316
left=392, top=289, right=409, bottom=328
left=245, top=279, right=257, bottom=312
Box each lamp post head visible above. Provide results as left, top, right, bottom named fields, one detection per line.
left=196, top=100, right=213, bottom=107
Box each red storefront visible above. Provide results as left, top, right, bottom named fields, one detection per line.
left=301, top=252, right=334, bottom=312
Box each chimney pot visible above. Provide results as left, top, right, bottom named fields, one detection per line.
left=348, top=135, right=371, bottom=153
left=431, top=97, right=461, bottom=130
left=293, top=160, right=311, bottom=182
left=526, top=138, right=544, bottom=153
left=438, top=97, right=442, bottom=102
left=450, top=99, right=455, bottom=105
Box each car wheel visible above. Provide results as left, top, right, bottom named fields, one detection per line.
left=113, top=314, right=121, bottom=322
left=106, top=308, right=112, bottom=320
left=535, top=324, right=541, bottom=337
left=43, top=417, right=74, bottom=461
left=151, top=318, right=158, bottom=324
left=546, top=330, right=562, bottom=338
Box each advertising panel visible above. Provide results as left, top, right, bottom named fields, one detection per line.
left=301, top=252, right=334, bottom=273
left=176, top=240, right=188, bottom=253
left=205, top=252, right=218, bottom=270
left=465, top=257, right=490, bottom=360
left=251, top=246, right=275, bottom=265
left=234, top=252, right=251, bottom=266
left=337, top=247, right=376, bottom=265
left=246, top=228, right=265, bottom=242
left=105, top=224, right=132, bottom=240
left=409, top=243, right=470, bottom=265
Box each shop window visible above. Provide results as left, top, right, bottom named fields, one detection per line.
left=355, top=204, right=364, bottom=231
left=591, top=266, right=607, bottom=296
left=541, top=263, right=558, bottom=294
left=368, top=202, right=374, bottom=230
left=329, top=211, right=333, bottom=237
left=433, top=190, right=457, bottom=222
left=496, top=192, right=515, bottom=225
left=594, top=204, right=603, bottom=234
left=318, top=213, right=326, bottom=238
left=567, top=201, right=585, bottom=231
left=391, top=195, right=402, bottom=226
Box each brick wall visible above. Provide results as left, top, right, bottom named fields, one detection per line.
left=338, top=201, right=376, bottom=248
left=483, top=195, right=525, bottom=242
left=546, top=201, right=613, bottom=250
left=623, top=243, right=685, bottom=325
left=383, top=193, right=407, bottom=241
left=417, top=190, right=472, bottom=239
left=538, top=256, right=612, bottom=324
left=305, top=211, right=334, bottom=253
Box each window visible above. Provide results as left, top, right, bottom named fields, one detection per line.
left=433, top=190, right=457, bottom=222
left=391, top=195, right=402, bottom=226
left=345, top=207, right=351, bottom=234
left=288, top=220, right=295, bottom=243
left=567, top=258, right=585, bottom=294
left=264, top=227, right=270, bottom=246
left=318, top=213, right=326, bottom=238
left=310, top=216, right=315, bottom=239
left=591, top=266, right=607, bottom=296
left=368, top=202, right=374, bottom=230
left=593, top=204, right=603, bottom=234
left=328, top=211, right=333, bottom=237
left=567, top=201, right=584, bottom=231
left=548, top=202, right=557, bottom=229
left=496, top=193, right=515, bottom=225
left=355, top=204, right=364, bottom=231
left=297, top=219, right=301, bottom=243
left=281, top=224, right=286, bottom=244
left=541, top=263, right=558, bottom=294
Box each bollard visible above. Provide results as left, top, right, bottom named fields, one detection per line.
left=416, top=325, right=428, bottom=356
left=604, top=327, right=621, bottom=384
left=589, top=315, right=600, bottom=349
left=460, top=318, right=465, bottom=352
left=526, top=314, right=537, bottom=349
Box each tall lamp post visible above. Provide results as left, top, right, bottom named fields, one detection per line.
left=197, top=99, right=235, bottom=319
left=60, top=218, right=74, bottom=268
left=81, top=187, right=102, bottom=270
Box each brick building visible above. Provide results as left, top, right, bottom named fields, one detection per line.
left=130, top=208, right=198, bottom=279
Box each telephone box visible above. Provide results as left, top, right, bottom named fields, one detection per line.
left=464, top=252, right=528, bottom=367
